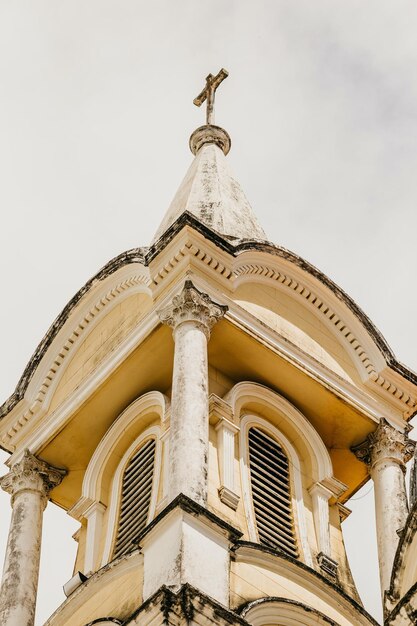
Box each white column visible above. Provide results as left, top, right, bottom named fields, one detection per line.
left=0, top=450, right=65, bottom=626
left=215, top=418, right=240, bottom=510
left=84, top=502, right=106, bottom=575
left=353, top=418, right=415, bottom=595
left=158, top=280, right=227, bottom=505
left=308, top=482, right=338, bottom=579
left=309, top=482, right=332, bottom=557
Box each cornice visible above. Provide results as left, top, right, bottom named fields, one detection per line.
left=4, top=310, right=160, bottom=461
left=239, top=596, right=340, bottom=625
left=388, top=498, right=417, bottom=603
left=233, top=542, right=379, bottom=626
left=0, top=267, right=152, bottom=451
left=1, top=216, right=416, bottom=439
left=0, top=249, right=148, bottom=421
left=146, top=221, right=417, bottom=417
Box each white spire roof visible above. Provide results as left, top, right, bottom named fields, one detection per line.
left=151, top=125, right=267, bottom=245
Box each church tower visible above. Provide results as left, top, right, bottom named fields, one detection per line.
left=0, top=70, right=416, bottom=626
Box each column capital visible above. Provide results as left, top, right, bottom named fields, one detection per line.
left=158, top=280, right=227, bottom=338
left=352, top=418, right=415, bottom=470
left=0, top=449, right=66, bottom=505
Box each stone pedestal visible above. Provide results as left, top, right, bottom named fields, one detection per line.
left=158, top=280, right=226, bottom=505
left=0, top=450, right=65, bottom=626
left=140, top=495, right=240, bottom=608
left=353, top=419, right=415, bottom=595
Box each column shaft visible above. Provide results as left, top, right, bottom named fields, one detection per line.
left=0, top=450, right=65, bottom=626
left=372, top=458, right=409, bottom=591
left=353, top=418, right=414, bottom=596
left=0, top=490, right=45, bottom=626
left=170, top=320, right=209, bottom=503
left=158, top=280, right=227, bottom=507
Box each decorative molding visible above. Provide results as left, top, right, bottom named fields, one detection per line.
left=3, top=310, right=160, bottom=459
left=1, top=271, right=151, bottom=448
left=158, top=279, right=227, bottom=339
left=241, top=596, right=340, bottom=626
left=218, top=486, right=240, bottom=510
left=209, top=394, right=235, bottom=425
left=239, top=413, right=313, bottom=568
left=233, top=262, right=416, bottom=413
left=337, top=503, right=352, bottom=523
left=317, top=551, right=339, bottom=581
left=235, top=543, right=379, bottom=626
left=101, top=425, right=162, bottom=567
left=226, top=381, right=334, bottom=483
left=0, top=249, right=148, bottom=420
left=150, top=236, right=233, bottom=287
left=150, top=228, right=416, bottom=415
left=2, top=216, right=416, bottom=455
left=0, top=449, right=66, bottom=506
left=352, top=418, right=415, bottom=469
left=215, top=415, right=240, bottom=510
left=308, top=483, right=332, bottom=559
left=73, top=391, right=168, bottom=509
left=320, top=476, right=348, bottom=500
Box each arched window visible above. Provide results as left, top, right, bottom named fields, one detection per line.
left=248, top=426, right=298, bottom=558
left=113, top=438, right=156, bottom=558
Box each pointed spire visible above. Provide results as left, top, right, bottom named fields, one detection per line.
left=150, top=70, right=267, bottom=245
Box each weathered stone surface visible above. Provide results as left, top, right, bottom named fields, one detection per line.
left=151, top=140, right=267, bottom=245
left=352, top=420, right=415, bottom=596
left=128, top=584, right=249, bottom=625
left=0, top=451, right=66, bottom=626
left=158, top=282, right=227, bottom=505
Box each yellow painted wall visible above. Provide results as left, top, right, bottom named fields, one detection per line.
left=50, top=292, right=152, bottom=413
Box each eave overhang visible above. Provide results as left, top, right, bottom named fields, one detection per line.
left=1, top=212, right=416, bottom=449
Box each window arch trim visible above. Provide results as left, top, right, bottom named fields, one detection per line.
left=68, top=391, right=168, bottom=574
left=240, top=414, right=312, bottom=567
left=81, top=391, right=168, bottom=506
left=240, top=596, right=341, bottom=626
left=102, top=424, right=162, bottom=565
left=226, top=381, right=333, bottom=484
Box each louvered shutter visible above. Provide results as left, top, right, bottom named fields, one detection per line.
left=113, top=438, right=156, bottom=558
left=248, top=427, right=298, bottom=557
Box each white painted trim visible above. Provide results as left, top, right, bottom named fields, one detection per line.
left=242, top=599, right=342, bottom=626
left=101, top=424, right=162, bottom=566
left=7, top=313, right=162, bottom=464
left=226, top=381, right=333, bottom=484
left=188, top=274, right=404, bottom=425
left=160, top=428, right=170, bottom=501
left=215, top=417, right=240, bottom=508
left=308, top=483, right=332, bottom=558
left=1, top=264, right=152, bottom=445
left=83, top=502, right=107, bottom=575
left=232, top=250, right=386, bottom=375
left=239, top=414, right=313, bottom=568
left=80, top=391, right=167, bottom=505
left=234, top=544, right=372, bottom=626
left=44, top=550, right=143, bottom=626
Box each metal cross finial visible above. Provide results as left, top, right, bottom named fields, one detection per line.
left=193, top=68, right=229, bottom=126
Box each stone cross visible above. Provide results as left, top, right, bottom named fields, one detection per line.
left=193, top=68, right=229, bottom=126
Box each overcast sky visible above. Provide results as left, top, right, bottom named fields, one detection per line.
left=0, top=2, right=416, bottom=624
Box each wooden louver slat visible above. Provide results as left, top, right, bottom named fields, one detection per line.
left=248, top=427, right=298, bottom=558
left=113, top=438, right=156, bottom=559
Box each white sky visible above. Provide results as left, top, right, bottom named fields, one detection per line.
left=0, top=2, right=416, bottom=624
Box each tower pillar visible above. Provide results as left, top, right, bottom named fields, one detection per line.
left=353, top=419, right=415, bottom=596
left=158, top=280, right=227, bottom=505
left=0, top=450, right=65, bottom=626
